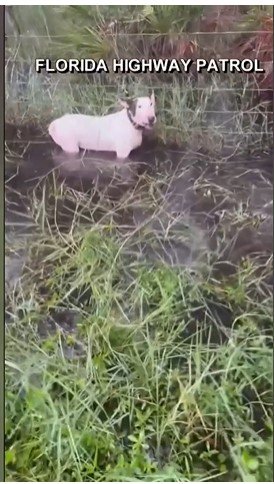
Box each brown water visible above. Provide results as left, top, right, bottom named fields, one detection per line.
left=5, top=126, right=273, bottom=321
left=6, top=125, right=273, bottom=273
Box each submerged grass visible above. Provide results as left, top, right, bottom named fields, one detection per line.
left=5, top=5, right=273, bottom=482
left=5, top=179, right=273, bottom=481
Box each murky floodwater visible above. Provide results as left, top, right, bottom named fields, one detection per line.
left=6, top=128, right=273, bottom=272
left=5, top=126, right=273, bottom=330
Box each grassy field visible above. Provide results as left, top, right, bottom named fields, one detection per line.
left=5, top=5, right=273, bottom=482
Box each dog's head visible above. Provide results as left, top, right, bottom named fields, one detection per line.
left=119, top=91, right=156, bottom=130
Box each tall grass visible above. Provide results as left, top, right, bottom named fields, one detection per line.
left=5, top=172, right=273, bottom=481
left=5, top=5, right=273, bottom=153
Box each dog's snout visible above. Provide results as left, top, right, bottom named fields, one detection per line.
left=148, top=116, right=156, bottom=125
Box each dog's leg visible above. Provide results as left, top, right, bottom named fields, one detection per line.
left=49, top=122, right=80, bottom=154
left=116, top=147, right=131, bottom=161
left=55, top=134, right=79, bottom=154
left=61, top=143, right=80, bottom=154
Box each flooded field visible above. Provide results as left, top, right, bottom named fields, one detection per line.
left=6, top=123, right=273, bottom=277
left=6, top=125, right=273, bottom=336
left=5, top=5, right=273, bottom=481
left=5, top=123, right=273, bottom=480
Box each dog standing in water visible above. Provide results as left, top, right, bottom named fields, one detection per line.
left=48, top=92, right=156, bottom=160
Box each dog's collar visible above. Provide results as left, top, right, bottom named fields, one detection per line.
left=127, top=109, right=145, bottom=131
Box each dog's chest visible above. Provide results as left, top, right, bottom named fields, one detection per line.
left=127, top=128, right=143, bottom=149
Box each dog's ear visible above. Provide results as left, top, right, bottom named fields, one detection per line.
left=128, top=99, right=137, bottom=116
left=118, top=99, right=130, bottom=109
left=118, top=98, right=137, bottom=116
left=150, top=90, right=155, bottom=104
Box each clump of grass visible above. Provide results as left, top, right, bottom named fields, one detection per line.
left=5, top=177, right=273, bottom=482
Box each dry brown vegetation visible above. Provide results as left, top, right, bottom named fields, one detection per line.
left=146, top=6, right=273, bottom=106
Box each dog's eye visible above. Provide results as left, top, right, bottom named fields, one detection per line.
left=138, top=105, right=142, bottom=109
left=150, top=102, right=153, bottom=106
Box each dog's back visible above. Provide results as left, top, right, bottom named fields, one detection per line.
left=49, top=112, right=123, bottom=153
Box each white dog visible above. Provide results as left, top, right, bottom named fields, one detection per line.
left=48, top=92, right=156, bottom=160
